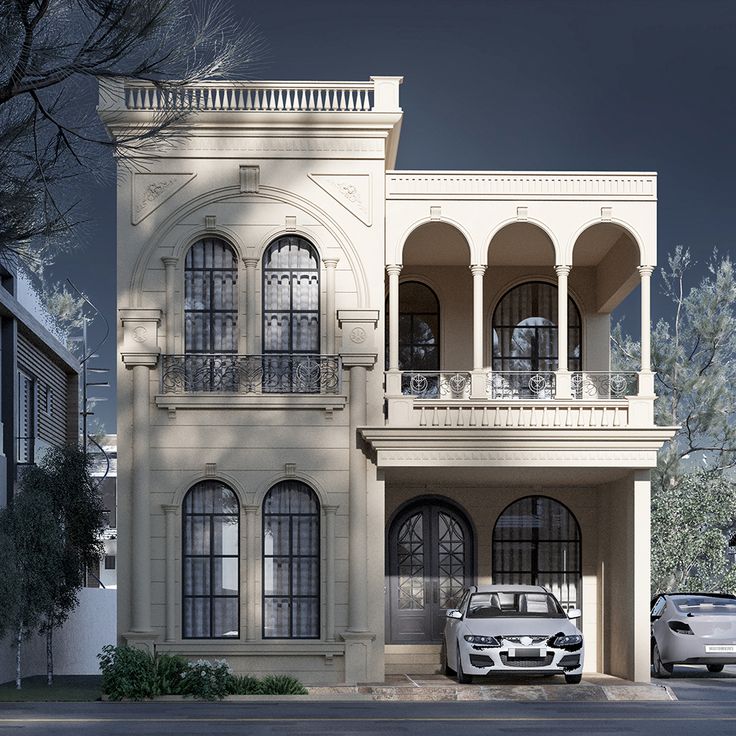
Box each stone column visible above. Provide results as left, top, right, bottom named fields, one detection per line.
left=161, top=257, right=178, bottom=355
left=323, top=505, right=338, bottom=642
left=632, top=471, right=652, bottom=682
left=244, top=505, right=259, bottom=640
left=555, top=265, right=572, bottom=399
left=324, top=258, right=339, bottom=355
left=470, top=265, right=487, bottom=398
left=638, top=266, right=655, bottom=395
left=120, top=308, right=161, bottom=649
left=386, top=265, right=402, bottom=395
left=162, top=504, right=178, bottom=641
left=244, top=257, right=259, bottom=355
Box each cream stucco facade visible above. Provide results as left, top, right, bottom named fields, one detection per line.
left=102, top=77, right=673, bottom=685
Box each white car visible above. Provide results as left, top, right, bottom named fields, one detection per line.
left=442, top=584, right=584, bottom=684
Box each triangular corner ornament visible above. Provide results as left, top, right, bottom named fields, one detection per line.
left=131, top=173, right=196, bottom=225
left=309, top=174, right=372, bottom=226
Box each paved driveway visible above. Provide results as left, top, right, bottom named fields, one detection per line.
left=660, top=664, right=736, bottom=701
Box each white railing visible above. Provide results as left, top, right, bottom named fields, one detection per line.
left=123, top=81, right=376, bottom=112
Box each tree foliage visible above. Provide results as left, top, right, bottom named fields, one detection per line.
left=612, top=247, right=736, bottom=593
left=0, top=0, right=262, bottom=273
left=0, top=445, right=105, bottom=688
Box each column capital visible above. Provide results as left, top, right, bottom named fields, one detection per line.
left=243, top=257, right=259, bottom=268
left=161, top=256, right=178, bottom=268
left=244, top=504, right=260, bottom=515
left=323, top=505, right=339, bottom=515
left=386, top=264, right=402, bottom=276
left=554, top=264, right=572, bottom=277
left=638, top=265, right=655, bottom=278
left=470, top=264, right=487, bottom=276
left=323, top=257, right=340, bottom=268
left=161, top=504, right=178, bottom=515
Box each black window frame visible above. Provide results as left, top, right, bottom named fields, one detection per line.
left=17, top=369, right=35, bottom=465
left=182, top=480, right=240, bottom=640
left=491, top=281, right=582, bottom=373
left=262, top=480, right=321, bottom=640
left=184, top=237, right=239, bottom=355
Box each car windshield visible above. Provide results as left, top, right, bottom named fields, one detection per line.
left=466, top=592, right=566, bottom=619
left=671, top=595, right=736, bottom=614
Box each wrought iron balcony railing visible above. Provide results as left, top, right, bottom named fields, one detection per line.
left=571, top=371, right=638, bottom=399
left=488, top=371, right=556, bottom=400
left=401, top=371, right=472, bottom=399
left=161, top=354, right=342, bottom=395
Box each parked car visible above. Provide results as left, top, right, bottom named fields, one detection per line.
left=650, top=592, right=736, bottom=677
left=442, top=584, right=584, bottom=684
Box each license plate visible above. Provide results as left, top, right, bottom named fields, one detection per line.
left=705, top=645, right=736, bottom=653
left=508, top=647, right=543, bottom=658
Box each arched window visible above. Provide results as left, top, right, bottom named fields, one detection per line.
left=262, top=480, right=320, bottom=639
left=492, top=281, right=581, bottom=373
left=184, top=238, right=238, bottom=354
left=182, top=480, right=239, bottom=638
left=262, top=236, right=320, bottom=355
left=386, top=281, right=440, bottom=395
left=492, top=496, right=581, bottom=613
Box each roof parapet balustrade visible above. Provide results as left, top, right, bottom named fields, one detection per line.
left=161, top=354, right=342, bottom=395
left=99, top=77, right=403, bottom=114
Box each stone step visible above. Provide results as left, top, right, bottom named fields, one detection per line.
left=385, top=644, right=442, bottom=675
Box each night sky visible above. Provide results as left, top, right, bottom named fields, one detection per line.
left=53, top=0, right=736, bottom=431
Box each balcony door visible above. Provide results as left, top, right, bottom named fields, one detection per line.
left=387, top=500, right=473, bottom=643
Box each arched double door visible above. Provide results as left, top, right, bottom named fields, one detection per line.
left=386, top=500, right=473, bottom=643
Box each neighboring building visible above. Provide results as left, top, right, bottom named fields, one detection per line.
left=0, top=264, right=80, bottom=506
left=88, top=434, right=118, bottom=589
left=101, top=77, right=674, bottom=685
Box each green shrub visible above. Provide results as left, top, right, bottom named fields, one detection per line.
left=258, top=674, right=308, bottom=695
left=98, top=644, right=157, bottom=700
left=228, top=674, right=262, bottom=695
left=179, top=659, right=234, bottom=700
left=154, top=652, right=188, bottom=695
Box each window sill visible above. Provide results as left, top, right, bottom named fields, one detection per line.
left=155, top=393, right=347, bottom=412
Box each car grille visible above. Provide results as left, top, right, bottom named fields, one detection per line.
left=503, top=636, right=548, bottom=645
left=500, top=653, right=555, bottom=668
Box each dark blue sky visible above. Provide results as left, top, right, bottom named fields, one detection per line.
left=54, top=0, right=736, bottom=431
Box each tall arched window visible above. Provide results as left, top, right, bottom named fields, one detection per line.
left=492, top=496, right=581, bottom=613
left=262, top=236, right=320, bottom=355
left=492, top=281, right=581, bottom=373
left=184, top=238, right=238, bottom=354
left=182, top=480, right=239, bottom=638
left=262, top=480, right=320, bottom=639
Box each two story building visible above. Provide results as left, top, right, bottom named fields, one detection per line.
left=101, top=77, right=674, bottom=685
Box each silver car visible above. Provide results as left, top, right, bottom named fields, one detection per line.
left=651, top=593, right=736, bottom=677
left=443, top=584, right=584, bottom=684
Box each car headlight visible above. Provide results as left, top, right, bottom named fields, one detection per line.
left=463, top=635, right=501, bottom=647
left=668, top=621, right=694, bottom=635
left=553, top=633, right=583, bottom=648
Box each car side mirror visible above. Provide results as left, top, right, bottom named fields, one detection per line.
left=567, top=608, right=582, bottom=619
left=446, top=609, right=463, bottom=620
left=651, top=614, right=660, bottom=621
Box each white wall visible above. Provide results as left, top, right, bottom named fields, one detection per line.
left=0, top=588, right=116, bottom=684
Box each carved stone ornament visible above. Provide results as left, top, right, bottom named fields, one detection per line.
left=131, top=173, right=196, bottom=225
left=309, top=174, right=372, bottom=225
left=349, top=327, right=367, bottom=344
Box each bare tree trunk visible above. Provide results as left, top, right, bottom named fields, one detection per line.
left=15, top=621, right=22, bottom=690
left=46, top=620, right=53, bottom=687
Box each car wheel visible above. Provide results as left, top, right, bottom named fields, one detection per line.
left=440, top=638, right=454, bottom=676
left=564, top=673, right=582, bottom=684
left=652, top=642, right=673, bottom=678
left=456, top=645, right=472, bottom=684
left=707, top=664, right=724, bottom=673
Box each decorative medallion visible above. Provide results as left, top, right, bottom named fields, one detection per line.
left=349, top=326, right=367, bottom=344
left=132, top=326, right=148, bottom=343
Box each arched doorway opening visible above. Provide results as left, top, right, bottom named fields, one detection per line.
left=386, top=498, right=474, bottom=643
left=492, top=496, right=581, bottom=613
